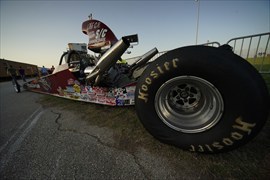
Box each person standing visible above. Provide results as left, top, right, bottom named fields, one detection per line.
left=41, top=66, right=48, bottom=76
left=50, top=65, right=55, bottom=74
left=7, top=65, right=20, bottom=87
left=19, top=66, right=26, bottom=82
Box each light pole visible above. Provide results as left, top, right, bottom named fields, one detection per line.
left=195, top=0, right=200, bottom=45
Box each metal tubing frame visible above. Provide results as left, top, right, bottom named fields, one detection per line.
left=126, top=32, right=270, bottom=74
left=226, top=32, right=270, bottom=73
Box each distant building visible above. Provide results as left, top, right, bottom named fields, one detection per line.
left=0, top=58, right=38, bottom=81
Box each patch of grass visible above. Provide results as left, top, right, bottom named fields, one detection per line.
left=38, top=96, right=152, bottom=151
left=246, top=56, right=270, bottom=73
left=262, top=73, right=270, bottom=93
left=244, top=58, right=270, bottom=93
left=247, top=56, right=270, bottom=65
left=38, top=95, right=270, bottom=179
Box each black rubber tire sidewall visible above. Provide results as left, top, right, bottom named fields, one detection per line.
left=135, top=46, right=269, bottom=153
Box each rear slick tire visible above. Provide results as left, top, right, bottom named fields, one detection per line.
left=135, top=45, right=269, bottom=153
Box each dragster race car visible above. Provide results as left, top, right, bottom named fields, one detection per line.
left=24, top=15, right=269, bottom=153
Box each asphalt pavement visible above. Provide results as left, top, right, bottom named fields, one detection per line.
left=1, top=79, right=270, bottom=179
left=0, top=80, right=177, bottom=179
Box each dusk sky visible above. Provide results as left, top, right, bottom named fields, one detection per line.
left=1, top=0, right=269, bottom=67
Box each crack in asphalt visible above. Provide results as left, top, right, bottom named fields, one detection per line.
left=52, top=110, right=115, bottom=149
left=51, top=110, right=150, bottom=180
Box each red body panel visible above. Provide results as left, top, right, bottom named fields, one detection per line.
left=26, top=70, right=135, bottom=106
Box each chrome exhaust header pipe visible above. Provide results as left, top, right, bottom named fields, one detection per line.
left=86, top=37, right=130, bottom=84
left=129, top=47, right=158, bottom=72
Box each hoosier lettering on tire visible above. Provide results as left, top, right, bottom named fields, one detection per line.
left=135, top=45, right=269, bottom=153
